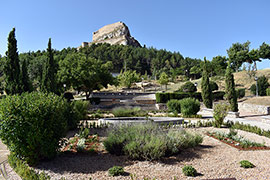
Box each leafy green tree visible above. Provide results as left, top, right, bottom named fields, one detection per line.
left=225, top=61, right=238, bottom=112
left=158, top=72, right=169, bottom=91
left=227, top=41, right=250, bottom=72
left=21, top=59, right=32, bottom=92
left=211, top=56, right=228, bottom=76
left=259, top=42, right=270, bottom=59
left=201, top=58, right=212, bottom=108
left=58, top=53, right=114, bottom=99
left=4, top=28, right=23, bottom=95
left=41, top=38, right=57, bottom=93
left=118, top=70, right=140, bottom=88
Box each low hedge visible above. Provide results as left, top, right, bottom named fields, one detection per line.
left=156, top=91, right=225, bottom=103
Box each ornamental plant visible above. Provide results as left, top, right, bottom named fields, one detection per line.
left=180, top=98, right=200, bottom=116
left=0, top=92, right=68, bottom=165
left=213, top=103, right=230, bottom=128
left=225, top=61, right=238, bottom=112
left=201, top=58, right=213, bottom=108
left=182, top=165, right=197, bottom=177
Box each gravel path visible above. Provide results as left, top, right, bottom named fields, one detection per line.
left=5, top=127, right=270, bottom=180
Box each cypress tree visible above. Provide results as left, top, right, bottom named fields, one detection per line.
left=201, top=57, right=213, bottom=108
left=21, top=59, right=32, bottom=92
left=41, top=38, right=57, bottom=93
left=4, top=28, right=23, bottom=95
left=225, top=61, right=238, bottom=112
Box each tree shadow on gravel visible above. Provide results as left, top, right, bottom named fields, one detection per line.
left=36, top=153, right=134, bottom=174
left=160, top=144, right=215, bottom=165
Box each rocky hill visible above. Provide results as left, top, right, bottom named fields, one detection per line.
left=81, top=22, right=141, bottom=48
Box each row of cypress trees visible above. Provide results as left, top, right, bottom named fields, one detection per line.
left=201, top=57, right=238, bottom=112
left=4, top=28, right=57, bottom=95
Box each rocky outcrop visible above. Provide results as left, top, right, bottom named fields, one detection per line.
left=81, top=22, right=141, bottom=48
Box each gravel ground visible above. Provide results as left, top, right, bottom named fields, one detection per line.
left=5, top=127, right=270, bottom=180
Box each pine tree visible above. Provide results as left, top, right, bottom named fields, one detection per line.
left=21, top=59, right=32, bottom=92
left=201, top=57, right=213, bottom=108
left=41, top=38, right=57, bottom=93
left=4, top=28, right=23, bottom=95
left=225, top=61, right=238, bottom=112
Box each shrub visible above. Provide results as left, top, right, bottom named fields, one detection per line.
left=267, top=88, right=270, bottom=96
left=108, top=166, right=125, bottom=176
left=201, top=60, right=213, bottom=108
left=182, top=165, right=197, bottom=177
left=250, top=76, right=270, bottom=96
left=213, top=103, right=229, bottom=128
left=240, top=160, right=255, bottom=168
left=167, top=99, right=181, bottom=113
left=213, top=91, right=225, bottom=101
left=0, top=92, right=68, bottom=165
left=180, top=98, right=200, bottom=116
left=210, top=81, right=219, bottom=91
left=156, top=92, right=203, bottom=103
left=179, top=82, right=197, bottom=93
left=103, top=123, right=203, bottom=160
left=67, top=100, right=89, bottom=129
left=236, top=88, right=245, bottom=99
left=112, top=107, right=146, bottom=117
left=8, top=153, right=51, bottom=180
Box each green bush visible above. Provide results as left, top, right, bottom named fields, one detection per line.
left=67, top=100, right=89, bottom=130
left=182, top=165, right=197, bottom=177
left=240, top=160, right=255, bottom=168
left=108, top=166, right=125, bottom=176
left=266, top=88, right=270, bottom=96
left=8, top=153, right=51, bottom=180
left=212, top=91, right=225, bottom=101
left=180, top=98, right=200, bottom=116
left=250, top=76, right=269, bottom=96
left=103, top=123, right=203, bottom=161
left=236, top=88, right=245, bottom=99
left=0, top=92, right=68, bottom=165
left=167, top=99, right=181, bottom=113
left=213, top=103, right=229, bottom=128
left=156, top=92, right=203, bottom=103
left=210, top=81, right=219, bottom=91
left=179, top=81, right=197, bottom=93
left=112, top=107, right=146, bottom=117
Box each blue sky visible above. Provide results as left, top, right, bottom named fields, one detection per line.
left=1, top=0, right=270, bottom=69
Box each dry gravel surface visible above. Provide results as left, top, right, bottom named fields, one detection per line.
left=5, top=127, right=270, bottom=180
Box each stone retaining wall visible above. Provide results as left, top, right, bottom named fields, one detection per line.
left=238, top=103, right=270, bottom=115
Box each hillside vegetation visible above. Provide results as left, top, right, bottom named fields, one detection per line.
left=166, top=69, right=270, bottom=94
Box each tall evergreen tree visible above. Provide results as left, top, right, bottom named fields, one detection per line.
left=21, top=59, right=32, bottom=92
left=41, top=38, right=57, bottom=93
left=4, top=28, right=23, bottom=95
left=201, top=57, right=212, bottom=108
left=225, top=61, right=238, bottom=112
